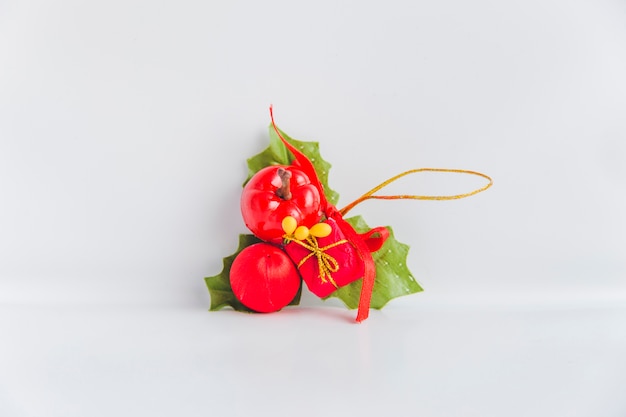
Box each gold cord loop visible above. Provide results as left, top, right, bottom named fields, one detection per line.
left=339, top=168, right=493, bottom=216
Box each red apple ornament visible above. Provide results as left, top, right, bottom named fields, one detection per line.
left=229, top=243, right=301, bottom=313
left=241, top=166, right=322, bottom=243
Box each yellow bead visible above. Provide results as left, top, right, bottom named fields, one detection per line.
left=282, top=216, right=297, bottom=235
left=309, top=222, right=331, bottom=238
left=294, top=225, right=310, bottom=241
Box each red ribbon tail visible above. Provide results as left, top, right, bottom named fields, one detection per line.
left=331, top=214, right=388, bottom=323
left=355, top=227, right=388, bottom=322
left=356, top=249, right=376, bottom=322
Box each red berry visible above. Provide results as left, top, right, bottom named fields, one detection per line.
left=241, top=166, right=322, bottom=243
left=229, top=243, right=301, bottom=313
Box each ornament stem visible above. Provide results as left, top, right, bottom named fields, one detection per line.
left=276, top=168, right=292, bottom=200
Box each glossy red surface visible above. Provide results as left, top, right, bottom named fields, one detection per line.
left=229, top=243, right=301, bottom=313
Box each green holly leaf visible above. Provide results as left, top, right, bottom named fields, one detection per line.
left=326, top=215, right=423, bottom=309
left=204, top=234, right=302, bottom=311
left=245, top=125, right=340, bottom=205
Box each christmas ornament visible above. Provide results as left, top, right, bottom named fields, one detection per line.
left=229, top=243, right=301, bottom=313
left=205, top=107, right=492, bottom=322
left=241, top=165, right=322, bottom=243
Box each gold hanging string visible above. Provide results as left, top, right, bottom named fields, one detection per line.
left=339, top=168, right=493, bottom=216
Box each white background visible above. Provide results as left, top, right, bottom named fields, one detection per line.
left=1, top=0, right=625, bottom=416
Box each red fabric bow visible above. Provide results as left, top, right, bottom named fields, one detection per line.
left=270, top=107, right=388, bottom=322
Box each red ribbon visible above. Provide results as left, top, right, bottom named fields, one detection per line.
left=270, top=106, right=387, bottom=322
